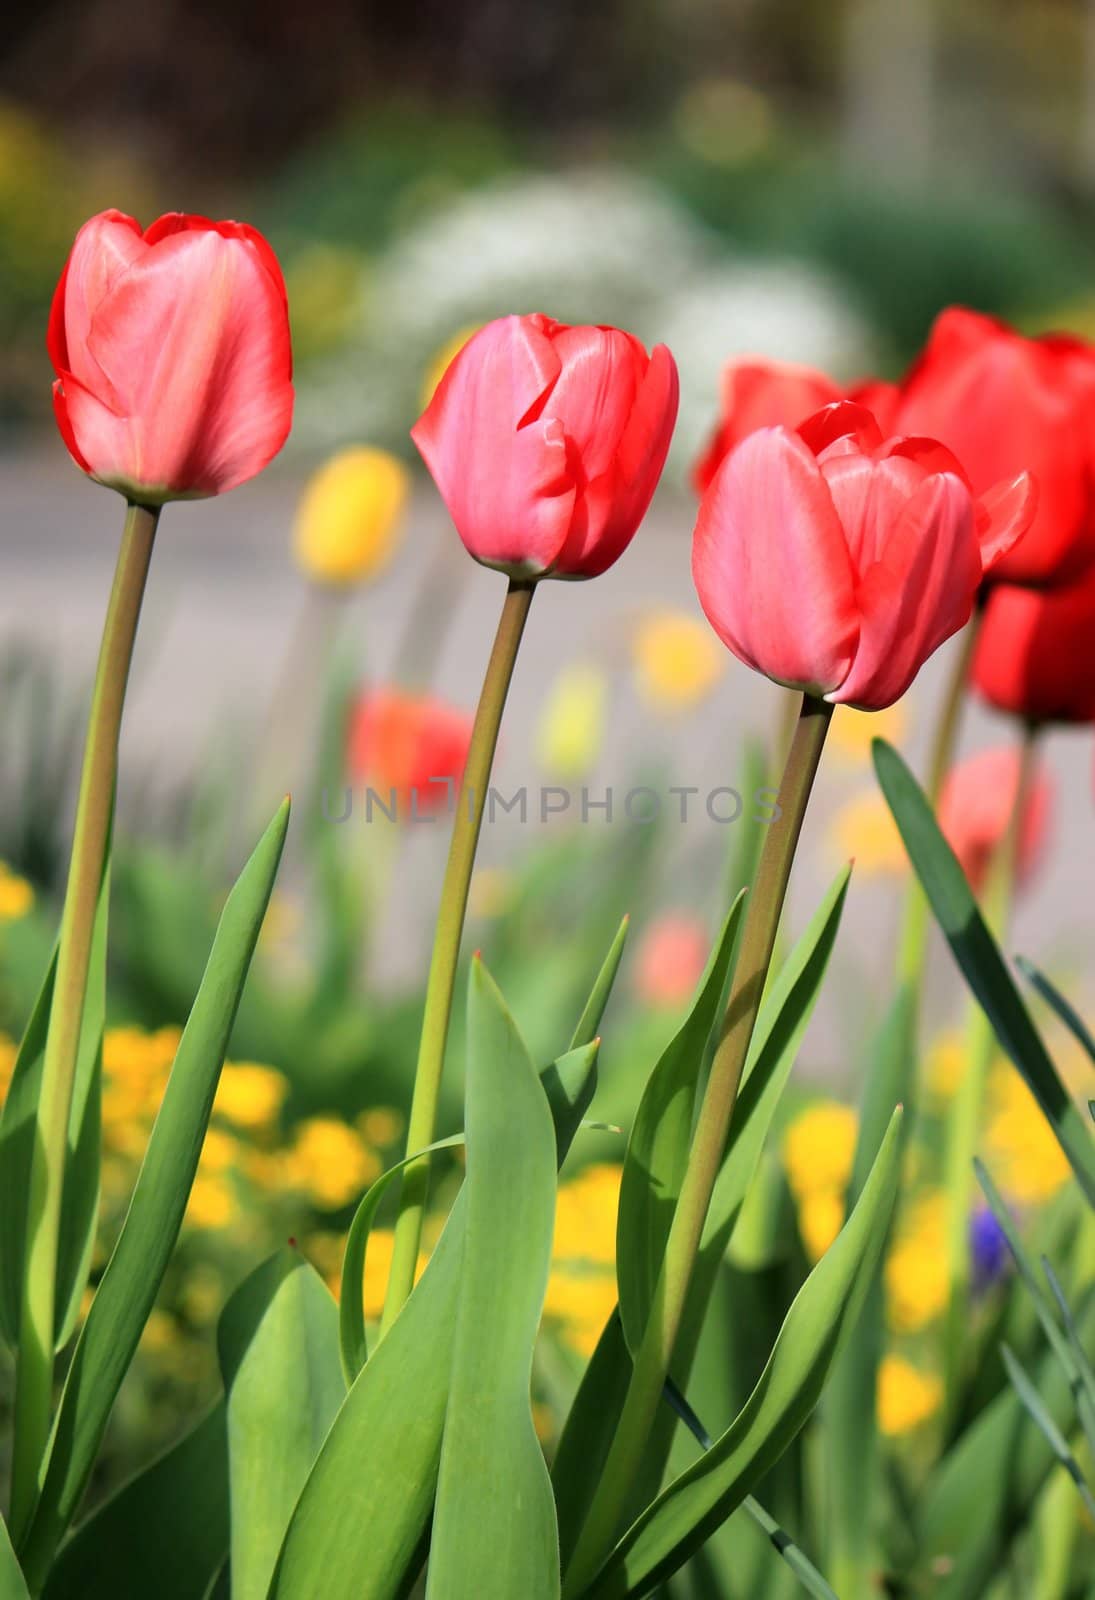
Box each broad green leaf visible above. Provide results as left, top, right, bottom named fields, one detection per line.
left=18, top=801, right=289, bottom=1590
left=571, top=915, right=630, bottom=1051
left=874, top=739, right=1095, bottom=1204
left=268, top=1038, right=599, bottom=1600
left=616, top=896, right=746, bottom=1357
left=339, top=1134, right=465, bottom=1385
left=822, top=982, right=916, bottom=1596
left=1016, top=956, right=1095, bottom=1067
left=43, top=1405, right=228, bottom=1600
left=557, top=871, right=851, bottom=1555
left=426, top=959, right=560, bottom=1599
left=219, top=1250, right=345, bottom=1600
left=0, top=1521, right=29, bottom=1600
left=581, top=1107, right=903, bottom=1600
left=0, top=855, right=110, bottom=1351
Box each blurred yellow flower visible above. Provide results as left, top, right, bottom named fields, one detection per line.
left=553, top=1164, right=621, bottom=1265
left=198, top=1125, right=242, bottom=1175
left=925, top=1028, right=966, bottom=1104
left=214, top=1062, right=289, bottom=1133
left=535, top=663, right=609, bottom=780
left=984, top=1072, right=1071, bottom=1204
left=828, top=704, right=907, bottom=768
left=356, top=1107, right=405, bottom=1148
left=421, top=325, right=481, bottom=408
left=543, top=1269, right=618, bottom=1357
left=829, top=791, right=907, bottom=875
left=0, top=862, right=33, bottom=921
left=877, top=1355, right=942, bottom=1435
left=293, top=447, right=410, bottom=587
left=799, top=1189, right=845, bottom=1262
left=886, top=1193, right=948, bottom=1332
left=185, top=1174, right=238, bottom=1231
left=284, top=1117, right=380, bottom=1210
left=632, top=611, right=723, bottom=714
left=783, top=1103, right=858, bottom=1198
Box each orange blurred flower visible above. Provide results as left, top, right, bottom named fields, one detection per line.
left=347, top=688, right=474, bottom=815
left=634, top=914, right=708, bottom=1008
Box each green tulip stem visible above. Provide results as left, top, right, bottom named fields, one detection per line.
left=380, top=578, right=535, bottom=1335
left=11, top=501, right=158, bottom=1537
left=563, top=693, right=832, bottom=1596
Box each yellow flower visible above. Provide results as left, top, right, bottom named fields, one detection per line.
left=421, top=325, right=481, bottom=408
left=828, top=791, right=907, bottom=876
left=0, top=863, right=33, bottom=921
left=543, top=1268, right=618, bottom=1357
left=799, top=1189, right=845, bottom=1262
left=631, top=611, right=723, bottom=714
left=198, top=1125, right=242, bottom=1175
left=783, top=1103, right=858, bottom=1199
left=984, top=1072, right=1071, bottom=1204
left=886, top=1193, right=948, bottom=1332
left=284, top=1117, right=380, bottom=1210
left=925, top=1028, right=966, bottom=1104
left=828, top=703, right=908, bottom=768
left=553, top=1164, right=622, bottom=1266
left=356, top=1107, right=404, bottom=1148
left=534, top=663, right=609, bottom=780
left=185, top=1174, right=238, bottom=1231
left=877, top=1355, right=942, bottom=1435
left=293, top=447, right=410, bottom=587
left=214, top=1062, right=289, bottom=1133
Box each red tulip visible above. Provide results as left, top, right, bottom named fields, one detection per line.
left=347, top=688, right=474, bottom=814
left=411, top=313, right=678, bottom=580
left=692, top=401, right=1035, bottom=711
left=972, top=563, right=1095, bottom=724
left=938, top=746, right=1052, bottom=894
left=634, top=914, right=709, bottom=1009
left=49, top=210, right=293, bottom=503
left=889, top=307, right=1095, bottom=586
left=692, top=358, right=843, bottom=495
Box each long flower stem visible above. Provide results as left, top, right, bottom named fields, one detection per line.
left=380, top=579, right=535, bottom=1334
left=11, top=501, right=158, bottom=1534
left=939, top=719, right=1036, bottom=1424
left=563, top=694, right=832, bottom=1596
left=896, top=612, right=981, bottom=987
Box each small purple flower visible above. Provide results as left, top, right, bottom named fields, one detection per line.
left=970, top=1204, right=1011, bottom=1292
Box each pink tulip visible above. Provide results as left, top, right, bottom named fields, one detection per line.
left=938, top=746, right=1052, bottom=895
left=49, top=210, right=293, bottom=503
left=692, top=401, right=1036, bottom=710
left=411, top=313, right=678, bottom=580
left=634, top=913, right=709, bottom=1009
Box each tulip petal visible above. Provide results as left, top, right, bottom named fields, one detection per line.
left=975, top=471, right=1038, bottom=573
left=692, top=427, right=858, bottom=694
left=48, top=211, right=145, bottom=399
left=556, top=342, right=679, bottom=578
left=834, top=473, right=978, bottom=709
left=79, top=228, right=293, bottom=497
left=819, top=452, right=925, bottom=575
left=541, top=326, right=642, bottom=479
left=798, top=401, right=883, bottom=459
left=412, top=316, right=577, bottom=575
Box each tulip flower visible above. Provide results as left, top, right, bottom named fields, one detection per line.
left=348, top=688, right=474, bottom=815
left=634, top=913, right=709, bottom=1008
left=887, top=307, right=1095, bottom=586
left=411, top=313, right=678, bottom=580
left=937, top=746, right=1052, bottom=894
left=294, top=447, right=409, bottom=587
left=692, top=401, right=1036, bottom=711
left=49, top=209, right=293, bottom=503
left=972, top=562, right=1095, bottom=724
left=692, top=357, right=843, bottom=494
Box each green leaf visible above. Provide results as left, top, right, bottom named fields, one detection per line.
left=553, top=1313, right=633, bottom=1570
left=43, top=1405, right=228, bottom=1600
left=1016, top=956, right=1095, bottom=1068
left=616, top=896, right=746, bottom=1358
left=571, top=915, right=630, bottom=1051
left=18, top=800, right=289, bottom=1590
left=338, top=1134, right=465, bottom=1386
left=0, top=1521, right=29, bottom=1599
left=268, top=1038, right=599, bottom=1600
left=218, top=1249, right=345, bottom=1600
left=1001, top=1343, right=1095, bottom=1520
left=426, top=959, right=560, bottom=1598
left=0, top=855, right=110, bottom=1352
left=582, top=1107, right=904, bottom=1600
left=874, top=739, right=1095, bottom=1205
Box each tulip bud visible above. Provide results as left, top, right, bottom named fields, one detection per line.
left=293, top=447, right=410, bottom=587
left=692, top=401, right=1036, bottom=711
left=972, top=564, right=1095, bottom=725
left=937, top=746, right=1052, bottom=894
left=347, top=688, right=474, bottom=815
left=888, top=307, right=1095, bottom=586
left=411, top=313, right=679, bottom=581
left=49, top=210, right=293, bottom=504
